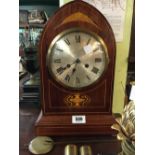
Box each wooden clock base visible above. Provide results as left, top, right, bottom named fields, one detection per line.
left=35, top=111, right=116, bottom=136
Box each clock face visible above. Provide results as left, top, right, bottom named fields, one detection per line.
left=47, top=28, right=109, bottom=89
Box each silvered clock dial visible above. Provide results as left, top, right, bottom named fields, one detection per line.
left=47, top=28, right=109, bottom=89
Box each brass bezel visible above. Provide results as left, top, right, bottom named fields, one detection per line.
left=46, top=27, right=109, bottom=90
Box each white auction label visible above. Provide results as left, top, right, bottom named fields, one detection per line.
left=83, top=44, right=93, bottom=54
left=72, top=115, right=86, bottom=124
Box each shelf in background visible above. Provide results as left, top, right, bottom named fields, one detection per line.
left=19, top=23, right=45, bottom=28
left=19, top=0, right=59, bottom=6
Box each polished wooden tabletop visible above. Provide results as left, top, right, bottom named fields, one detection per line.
left=19, top=103, right=121, bottom=155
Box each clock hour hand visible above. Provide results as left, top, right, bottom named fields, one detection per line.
left=70, top=58, right=81, bottom=66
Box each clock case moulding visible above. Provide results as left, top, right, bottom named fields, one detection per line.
left=35, top=0, right=117, bottom=136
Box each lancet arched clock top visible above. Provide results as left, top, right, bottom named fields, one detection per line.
left=36, top=0, right=116, bottom=136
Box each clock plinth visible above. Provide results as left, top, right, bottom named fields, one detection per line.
left=35, top=0, right=116, bottom=136
left=35, top=111, right=116, bottom=136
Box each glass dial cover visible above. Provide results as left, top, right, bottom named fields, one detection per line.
left=47, top=29, right=109, bottom=89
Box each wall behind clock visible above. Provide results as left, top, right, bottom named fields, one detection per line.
left=59, top=0, right=134, bottom=114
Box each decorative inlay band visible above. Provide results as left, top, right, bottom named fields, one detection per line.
left=64, top=93, right=91, bottom=107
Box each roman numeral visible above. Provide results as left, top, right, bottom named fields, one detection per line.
left=64, top=38, right=70, bottom=46
left=75, top=35, right=80, bottom=43
left=95, top=58, right=102, bottom=63
left=91, top=67, right=99, bottom=74
left=76, top=77, right=80, bottom=84
left=56, top=48, right=63, bottom=52
left=86, top=75, right=91, bottom=80
left=87, top=38, right=91, bottom=45
left=56, top=67, right=64, bottom=74
left=54, top=59, right=61, bottom=63
left=93, top=47, right=99, bottom=52
left=65, top=74, right=70, bottom=82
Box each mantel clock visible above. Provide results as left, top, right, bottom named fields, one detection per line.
left=35, top=0, right=116, bottom=136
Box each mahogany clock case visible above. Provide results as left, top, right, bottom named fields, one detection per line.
left=36, top=0, right=116, bottom=136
